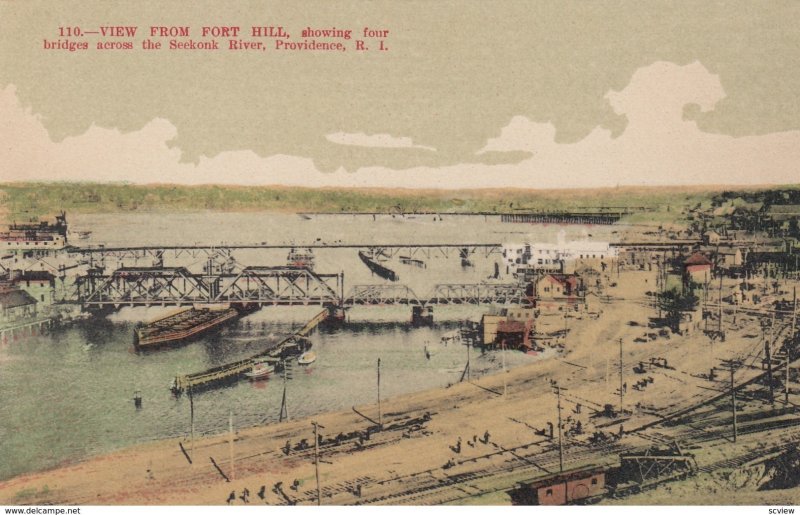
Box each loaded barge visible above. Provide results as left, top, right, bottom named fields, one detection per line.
left=358, top=250, right=399, bottom=281
left=134, top=306, right=244, bottom=349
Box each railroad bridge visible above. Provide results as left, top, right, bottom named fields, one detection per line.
left=67, top=242, right=504, bottom=264
left=68, top=266, right=529, bottom=309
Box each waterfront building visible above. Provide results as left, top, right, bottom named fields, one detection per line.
left=11, top=270, right=56, bottom=307
left=0, top=285, right=37, bottom=324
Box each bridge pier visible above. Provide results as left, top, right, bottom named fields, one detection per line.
left=325, top=304, right=346, bottom=324
left=412, top=305, right=434, bottom=327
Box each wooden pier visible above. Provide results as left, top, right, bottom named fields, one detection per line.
left=500, top=212, right=623, bottom=225
left=172, top=308, right=329, bottom=393
left=0, top=317, right=51, bottom=344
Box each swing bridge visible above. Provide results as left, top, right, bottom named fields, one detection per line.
left=67, top=265, right=531, bottom=309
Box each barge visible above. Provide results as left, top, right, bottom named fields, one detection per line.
left=134, top=307, right=242, bottom=349
left=358, top=250, right=399, bottom=281
left=399, top=255, right=426, bottom=268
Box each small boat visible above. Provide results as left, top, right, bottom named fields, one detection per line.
left=287, top=247, right=315, bottom=269
left=297, top=351, right=317, bottom=365
left=245, top=361, right=275, bottom=380
left=69, top=230, right=92, bottom=239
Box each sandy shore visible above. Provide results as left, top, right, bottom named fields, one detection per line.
left=1, top=269, right=797, bottom=505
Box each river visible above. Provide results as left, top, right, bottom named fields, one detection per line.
left=0, top=212, right=617, bottom=481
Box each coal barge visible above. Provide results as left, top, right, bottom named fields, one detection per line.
left=134, top=306, right=244, bottom=349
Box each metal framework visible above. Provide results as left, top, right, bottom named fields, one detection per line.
left=68, top=243, right=502, bottom=263
left=344, top=283, right=530, bottom=306
left=618, top=445, right=697, bottom=485
left=72, top=266, right=341, bottom=307
left=69, top=265, right=528, bottom=308
left=429, top=283, right=531, bottom=305
left=346, top=284, right=422, bottom=305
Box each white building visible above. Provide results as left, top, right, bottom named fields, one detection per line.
left=502, top=232, right=617, bottom=274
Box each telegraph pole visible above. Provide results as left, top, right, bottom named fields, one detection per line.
left=189, top=386, right=195, bottom=464
left=718, top=273, right=723, bottom=334
left=704, top=271, right=709, bottom=333
left=555, top=384, right=565, bottom=473
left=767, top=312, right=775, bottom=408
left=789, top=287, right=797, bottom=405
left=619, top=338, right=624, bottom=415
left=502, top=340, right=507, bottom=397
left=279, top=360, right=289, bottom=422
left=730, top=368, right=737, bottom=443
left=459, top=342, right=472, bottom=384
left=229, top=411, right=235, bottom=481
left=377, top=358, right=382, bottom=429
left=313, top=421, right=322, bottom=506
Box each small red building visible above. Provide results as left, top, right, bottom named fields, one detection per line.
left=526, top=467, right=606, bottom=505
left=683, top=252, right=713, bottom=283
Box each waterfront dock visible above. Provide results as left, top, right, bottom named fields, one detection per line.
left=500, top=212, right=623, bottom=225
left=172, top=308, right=328, bottom=393
left=0, top=317, right=51, bottom=343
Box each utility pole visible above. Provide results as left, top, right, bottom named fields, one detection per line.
left=229, top=411, right=235, bottom=481
left=312, top=421, right=323, bottom=506
left=789, top=287, right=797, bottom=405
left=730, top=368, right=737, bottom=443
left=555, top=384, right=564, bottom=473
left=657, top=262, right=663, bottom=319
left=767, top=311, right=775, bottom=408
left=502, top=341, right=507, bottom=397
left=279, top=360, right=289, bottom=422
left=189, top=386, right=195, bottom=464
left=467, top=342, right=471, bottom=382
left=619, top=338, right=624, bottom=416
left=704, top=271, right=709, bottom=333
left=718, top=273, right=723, bottom=334
left=377, top=358, right=382, bottom=429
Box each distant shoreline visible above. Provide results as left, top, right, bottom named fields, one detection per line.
left=3, top=181, right=795, bottom=223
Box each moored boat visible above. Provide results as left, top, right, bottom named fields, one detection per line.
left=134, top=307, right=243, bottom=349
left=287, top=247, right=315, bottom=269
left=245, top=360, right=275, bottom=380
left=297, top=350, right=317, bottom=365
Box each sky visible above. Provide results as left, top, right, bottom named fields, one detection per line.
left=1, top=1, right=798, bottom=189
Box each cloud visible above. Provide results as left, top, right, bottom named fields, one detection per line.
left=1, top=61, right=799, bottom=189
left=325, top=132, right=436, bottom=151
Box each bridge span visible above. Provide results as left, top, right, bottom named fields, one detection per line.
left=66, top=242, right=504, bottom=263
left=67, top=266, right=530, bottom=309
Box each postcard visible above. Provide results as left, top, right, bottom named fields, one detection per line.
left=1, top=1, right=799, bottom=510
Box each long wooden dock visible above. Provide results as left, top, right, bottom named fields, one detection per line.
left=172, top=308, right=328, bottom=393
left=500, top=212, right=622, bottom=225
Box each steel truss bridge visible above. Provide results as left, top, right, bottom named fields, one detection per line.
left=68, top=266, right=529, bottom=308
left=66, top=243, right=503, bottom=263
left=345, top=283, right=530, bottom=306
